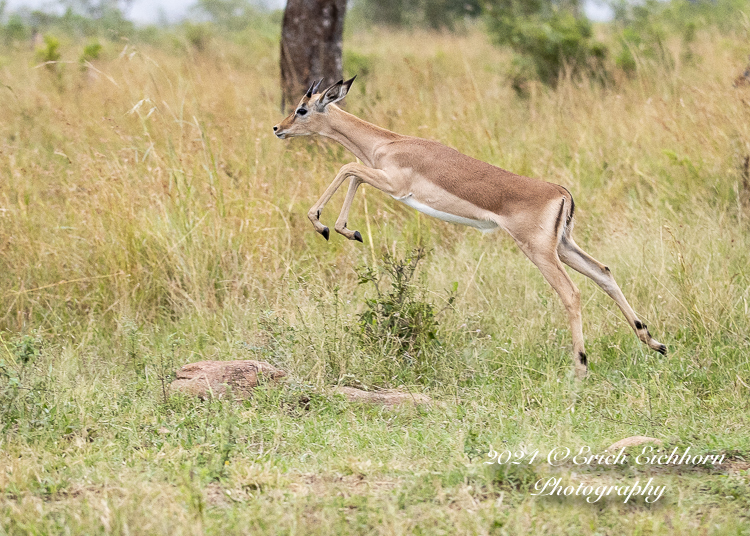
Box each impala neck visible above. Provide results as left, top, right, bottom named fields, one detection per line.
left=320, top=105, right=403, bottom=167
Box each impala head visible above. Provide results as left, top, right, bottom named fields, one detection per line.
left=273, top=76, right=356, bottom=139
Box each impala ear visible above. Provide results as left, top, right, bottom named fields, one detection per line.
left=317, top=76, right=356, bottom=110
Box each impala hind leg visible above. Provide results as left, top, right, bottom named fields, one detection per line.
left=523, top=247, right=589, bottom=379
left=557, top=235, right=666, bottom=355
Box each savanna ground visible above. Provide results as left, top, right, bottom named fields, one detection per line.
left=1, top=17, right=750, bottom=535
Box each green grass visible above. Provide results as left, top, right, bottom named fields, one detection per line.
left=1, top=22, right=750, bottom=535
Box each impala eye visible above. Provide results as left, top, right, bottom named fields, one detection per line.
left=296, top=108, right=307, bottom=116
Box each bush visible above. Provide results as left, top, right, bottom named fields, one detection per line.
left=485, top=3, right=607, bottom=88
left=80, top=40, right=102, bottom=65
left=192, top=0, right=265, bottom=32
left=3, top=14, right=29, bottom=43
left=344, top=50, right=375, bottom=79
left=0, top=333, right=45, bottom=434
left=183, top=22, right=213, bottom=52
left=614, top=0, right=750, bottom=35
left=612, top=1, right=672, bottom=74
left=611, top=0, right=739, bottom=76
left=35, top=34, right=61, bottom=69
left=351, top=0, right=482, bottom=30
left=354, top=248, right=451, bottom=363
left=1, top=6, right=134, bottom=44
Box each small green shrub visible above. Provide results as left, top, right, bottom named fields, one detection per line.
left=80, top=41, right=102, bottom=65
left=507, top=53, right=539, bottom=96
left=11, top=334, right=43, bottom=365
left=354, top=247, right=449, bottom=363
left=0, top=333, right=45, bottom=433
left=183, top=22, right=213, bottom=52
left=35, top=34, right=61, bottom=70
left=344, top=50, right=375, bottom=79
left=485, top=461, right=539, bottom=492
left=615, top=29, right=639, bottom=74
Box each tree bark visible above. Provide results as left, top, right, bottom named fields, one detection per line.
left=280, top=0, right=347, bottom=112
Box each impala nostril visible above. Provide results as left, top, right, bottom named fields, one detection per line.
left=273, top=126, right=278, bottom=131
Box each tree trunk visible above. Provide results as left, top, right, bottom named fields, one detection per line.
left=280, top=0, right=347, bottom=112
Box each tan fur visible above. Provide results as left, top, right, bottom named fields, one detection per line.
left=274, top=81, right=666, bottom=378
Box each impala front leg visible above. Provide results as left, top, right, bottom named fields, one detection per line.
left=333, top=164, right=395, bottom=242
left=334, top=177, right=363, bottom=242
left=309, top=163, right=393, bottom=242
left=307, top=163, right=359, bottom=240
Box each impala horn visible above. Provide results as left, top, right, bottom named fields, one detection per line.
left=305, top=80, right=316, bottom=98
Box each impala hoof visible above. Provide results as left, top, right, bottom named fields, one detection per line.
left=321, top=227, right=330, bottom=241
left=353, top=230, right=363, bottom=243
left=574, top=365, right=588, bottom=380
left=657, top=344, right=667, bottom=355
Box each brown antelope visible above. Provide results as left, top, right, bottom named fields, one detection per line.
left=273, top=77, right=666, bottom=378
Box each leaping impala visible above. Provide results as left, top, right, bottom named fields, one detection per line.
left=273, top=77, right=666, bottom=378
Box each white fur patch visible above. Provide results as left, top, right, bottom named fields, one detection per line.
left=394, top=194, right=498, bottom=231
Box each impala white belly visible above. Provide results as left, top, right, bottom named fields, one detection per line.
left=393, top=194, right=498, bottom=232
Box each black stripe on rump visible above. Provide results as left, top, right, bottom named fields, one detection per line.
left=554, top=197, right=566, bottom=238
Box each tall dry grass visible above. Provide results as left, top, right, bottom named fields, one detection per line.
left=0, top=27, right=748, bottom=376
